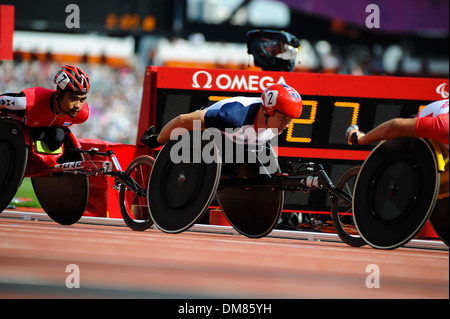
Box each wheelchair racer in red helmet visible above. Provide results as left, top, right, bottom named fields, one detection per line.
left=1, top=65, right=91, bottom=153
left=1, top=64, right=91, bottom=127
left=141, top=83, right=303, bottom=147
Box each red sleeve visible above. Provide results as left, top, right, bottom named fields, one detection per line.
left=415, top=113, right=449, bottom=145
left=22, top=87, right=36, bottom=107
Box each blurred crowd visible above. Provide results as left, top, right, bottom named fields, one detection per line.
left=147, top=35, right=449, bottom=78
left=0, top=58, right=144, bottom=144
left=1, top=38, right=447, bottom=145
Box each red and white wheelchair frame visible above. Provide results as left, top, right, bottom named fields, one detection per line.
left=0, top=114, right=154, bottom=229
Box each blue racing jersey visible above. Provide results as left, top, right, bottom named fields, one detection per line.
left=204, top=97, right=276, bottom=144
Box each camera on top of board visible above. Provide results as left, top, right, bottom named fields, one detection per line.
left=247, top=29, right=300, bottom=72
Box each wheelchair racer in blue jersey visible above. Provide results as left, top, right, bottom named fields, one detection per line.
left=141, top=84, right=303, bottom=148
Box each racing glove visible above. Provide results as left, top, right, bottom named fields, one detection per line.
left=140, top=126, right=163, bottom=148
left=345, top=124, right=361, bottom=145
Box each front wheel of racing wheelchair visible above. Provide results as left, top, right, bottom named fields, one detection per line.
left=119, top=155, right=155, bottom=231
left=330, top=166, right=366, bottom=247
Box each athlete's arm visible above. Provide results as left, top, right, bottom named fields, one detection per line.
left=0, top=92, right=27, bottom=111
left=347, top=118, right=418, bottom=145
left=157, top=109, right=207, bottom=144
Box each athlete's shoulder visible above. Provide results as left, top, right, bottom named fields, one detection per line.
left=418, top=99, right=449, bottom=118
left=223, top=96, right=261, bottom=107
left=204, top=96, right=261, bottom=129
left=22, top=87, right=55, bottom=104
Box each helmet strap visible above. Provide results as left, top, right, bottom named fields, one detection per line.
left=52, top=90, right=67, bottom=116
left=264, top=113, right=270, bottom=128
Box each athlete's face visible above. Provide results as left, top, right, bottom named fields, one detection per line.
left=59, top=92, right=87, bottom=118
left=267, top=111, right=293, bottom=134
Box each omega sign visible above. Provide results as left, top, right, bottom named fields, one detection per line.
left=191, top=70, right=287, bottom=91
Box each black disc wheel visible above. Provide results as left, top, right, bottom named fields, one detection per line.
left=31, top=174, right=89, bottom=225
left=331, top=166, right=366, bottom=247
left=148, top=131, right=222, bottom=233
left=119, top=155, right=155, bottom=231
left=0, top=120, right=28, bottom=213
left=217, top=142, right=283, bottom=238
left=353, top=138, right=440, bottom=249
left=217, top=162, right=284, bottom=238
left=31, top=134, right=88, bottom=225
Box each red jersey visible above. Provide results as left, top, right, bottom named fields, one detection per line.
left=415, top=99, right=449, bottom=145
left=0, top=87, right=90, bottom=128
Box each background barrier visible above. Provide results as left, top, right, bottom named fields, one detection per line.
left=0, top=5, right=14, bottom=60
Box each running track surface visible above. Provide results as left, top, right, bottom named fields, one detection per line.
left=0, top=212, right=448, bottom=299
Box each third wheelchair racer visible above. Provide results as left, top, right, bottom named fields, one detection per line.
left=346, top=99, right=449, bottom=199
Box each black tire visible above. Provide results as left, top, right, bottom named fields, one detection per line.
left=31, top=173, right=89, bottom=225
left=217, top=163, right=284, bottom=239
left=353, top=138, right=439, bottom=249
left=217, top=141, right=284, bottom=238
left=119, top=155, right=155, bottom=231
left=31, top=133, right=88, bottom=225
left=148, top=131, right=222, bottom=233
left=0, top=120, right=28, bottom=213
left=331, top=166, right=366, bottom=247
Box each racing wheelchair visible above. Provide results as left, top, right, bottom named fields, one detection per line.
left=0, top=114, right=155, bottom=229
left=144, top=129, right=365, bottom=246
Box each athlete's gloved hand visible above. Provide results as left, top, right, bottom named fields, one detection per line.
left=140, top=126, right=163, bottom=148
left=345, top=124, right=361, bottom=145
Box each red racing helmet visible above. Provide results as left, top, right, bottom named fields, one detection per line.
left=54, top=65, right=91, bottom=93
left=261, top=84, right=302, bottom=118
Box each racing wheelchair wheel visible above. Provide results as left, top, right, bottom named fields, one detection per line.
left=31, top=135, right=89, bottom=225
left=148, top=131, right=222, bottom=233
left=216, top=142, right=284, bottom=238
left=353, top=138, right=440, bottom=249
left=119, top=155, right=155, bottom=231
left=429, top=198, right=449, bottom=246
left=0, top=120, right=28, bottom=213
left=331, top=166, right=366, bottom=247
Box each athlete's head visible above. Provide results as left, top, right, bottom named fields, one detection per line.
left=53, top=65, right=90, bottom=118
left=262, top=84, right=302, bottom=118
left=261, top=83, right=302, bottom=134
